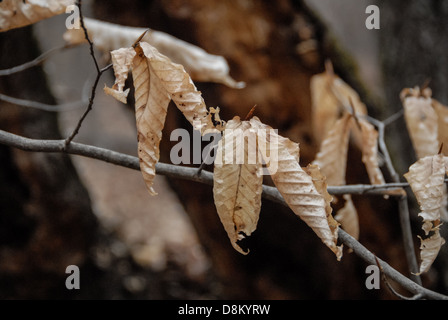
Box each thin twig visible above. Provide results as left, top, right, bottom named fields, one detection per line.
left=0, top=129, right=446, bottom=300
left=77, top=0, right=100, bottom=74
left=0, top=92, right=85, bottom=112
left=64, top=63, right=112, bottom=147
left=382, top=109, right=404, bottom=127
left=0, top=44, right=74, bottom=76
left=64, top=0, right=109, bottom=147
left=374, top=255, right=423, bottom=300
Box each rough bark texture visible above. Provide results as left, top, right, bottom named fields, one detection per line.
left=380, top=0, right=448, bottom=294
left=91, top=0, right=420, bottom=299
left=380, top=1, right=448, bottom=168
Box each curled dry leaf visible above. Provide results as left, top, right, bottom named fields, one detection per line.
left=404, top=154, right=447, bottom=273
left=310, top=66, right=366, bottom=147
left=63, top=17, right=245, bottom=88
left=310, top=72, right=341, bottom=146
left=401, top=87, right=439, bottom=159
left=213, top=117, right=263, bottom=254
left=404, top=154, right=446, bottom=231
left=136, top=42, right=212, bottom=132
left=0, top=0, right=74, bottom=32
left=251, top=117, right=342, bottom=260
left=313, top=112, right=352, bottom=186
left=358, top=118, right=386, bottom=186
left=432, top=99, right=448, bottom=155
left=418, top=231, right=446, bottom=275
left=103, top=47, right=136, bottom=104
left=105, top=42, right=214, bottom=195
left=334, top=194, right=359, bottom=240
left=312, top=113, right=361, bottom=239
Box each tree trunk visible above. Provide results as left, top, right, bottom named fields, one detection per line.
left=380, top=0, right=448, bottom=294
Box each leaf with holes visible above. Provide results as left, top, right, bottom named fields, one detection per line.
left=404, top=154, right=446, bottom=273
left=418, top=231, right=446, bottom=275
left=334, top=194, right=359, bottom=240
left=103, top=47, right=136, bottom=104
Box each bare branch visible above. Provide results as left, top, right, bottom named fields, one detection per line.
left=382, top=109, right=404, bottom=127
left=339, top=230, right=445, bottom=299
left=0, top=128, right=445, bottom=299
left=367, top=115, right=422, bottom=285
left=0, top=92, right=85, bottom=112
left=0, top=44, right=73, bottom=77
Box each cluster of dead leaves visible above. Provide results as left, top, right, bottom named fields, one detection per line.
left=104, top=40, right=342, bottom=260
left=311, top=63, right=388, bottom=241
left=2, top=1, right=446, bottom=273
left=213, top=116, right=341, bottom=258
left=311, top=68, right=448, bottom=273
left=401, top=86, right=448, bottom=273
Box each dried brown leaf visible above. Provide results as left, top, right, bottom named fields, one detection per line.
left=64, top=17, right=244, bottom=88
left=136, top=42, right=212, bottom=133
left=404, top=154, right=447, bottom=273
left=432, top=99, right=448, bottom=155
left=103, top=47, right=135, bottom=104
left=251, top=117, right=342, bottom=260
left=310, top=73, right=340, bottom=146
left=304, top=164, right=340, bottom=241
left=404, top=154, right=446, bottom=227
left=401, top=87, right=439, bottom=159
left=131, top=44, right=170, bottom=196
left=358, top=118, right=386, bottom=186
left=213, top=117, right=263, bottom=254
left=313, top=112, right=352, bottom=186
left=310, top=69, right=366, bottom=147
left=417, top=231, right=445, bottom=275
left=0, top=0, right=74, bottom=32
left=104, top=42, right=214, bottom=195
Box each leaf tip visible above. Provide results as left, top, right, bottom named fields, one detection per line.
left=103, top=85, right=129, bottom=104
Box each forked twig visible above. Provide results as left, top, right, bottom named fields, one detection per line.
left=64, top=0, right=111, bottom=147
left=367, top=115, right=421, bottom=285
left=374, top=255, right=423, bottom=300
left=0, top=44, right=75, bottom=76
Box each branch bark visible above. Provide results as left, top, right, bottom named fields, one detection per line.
left=368, top=115, right=421, bottom=284
left=0, top=128, right=445, bottom=300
